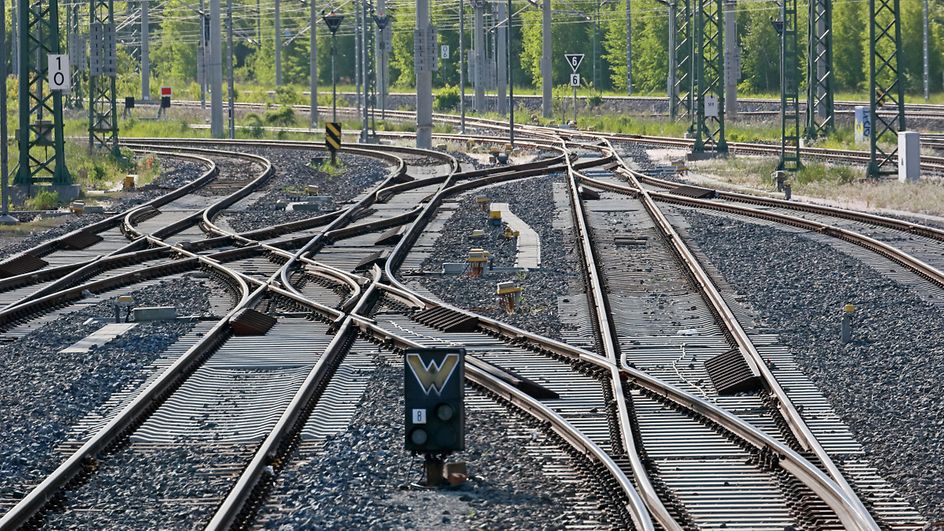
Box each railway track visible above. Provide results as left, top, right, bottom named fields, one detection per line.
left=0, top=137, right=654, bottom=529
left=0, top=120, right=937, bottom=528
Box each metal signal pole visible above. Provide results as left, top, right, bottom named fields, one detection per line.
left=141, top=0, right=150, bottom=100
left=373, top=12, right=390, bottom=120
left=323, top=12, right=344, bottom=123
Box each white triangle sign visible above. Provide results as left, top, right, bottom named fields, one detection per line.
left=564, top=53, right=585, bottom=73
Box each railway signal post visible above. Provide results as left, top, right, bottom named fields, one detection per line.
left=565, top=54, right=584, bottom=126
left=404, top=348, right=465, bottom=486
left=322, top=11, right=344, bottom=124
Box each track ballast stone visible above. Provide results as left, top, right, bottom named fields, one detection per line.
left=679, top=209, right=943, bottom=523
left=223, top=148, right=390, bottom=232
left=0, top=277, right=211, bottom=508
left=263, top=352, right=591, bottom=530
left=416, top=174, right=584, bottom=340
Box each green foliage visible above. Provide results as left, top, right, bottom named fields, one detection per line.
left=275, top=86, right=303, bottom=105
left=26, top=189, right=61, bottom=210
left=739, top=7, right=780, bottom=93
left=244, top=113, right=265, bottom=138
left=434, top=85, right=461, bottom=111
left=264, top=106, right=297, bottom=127
left=391, top=2, right=417, bottom=86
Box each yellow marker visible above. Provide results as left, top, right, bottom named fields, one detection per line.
left=843, top=303, right=856, bottom=314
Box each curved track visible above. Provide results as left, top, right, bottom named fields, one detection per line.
left=0, top=120, right=935, bottom=529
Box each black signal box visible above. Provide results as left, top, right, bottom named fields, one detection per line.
left=404, top=348, right=465, bottom=454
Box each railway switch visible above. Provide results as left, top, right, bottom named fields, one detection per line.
left=404, top=348, right=466, bottom=485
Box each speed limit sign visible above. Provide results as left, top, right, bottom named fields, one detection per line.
left=570, top=73, right=581, bottom=88
left=48, top=54, right=71, bottom=91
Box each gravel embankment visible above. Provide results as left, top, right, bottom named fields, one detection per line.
left=223, top=148, right=391, bottom=232
left=263, top=352, right=593, bottom=529
left=0, top=277, right=211, bottom=506
left=679, top=209, right=943, bottom=522
left=0, top=158, right=207, bottom=258
left=416, top=174, right=584, bottom=340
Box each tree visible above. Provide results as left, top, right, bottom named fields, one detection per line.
left=603, top=0, right=667, bottom=93
left=738, top=4, right=780, bottom=93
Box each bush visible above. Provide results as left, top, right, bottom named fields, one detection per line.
left=244, top=113, right=265, bottom=138
left=264, top=106, right=296, bottom=127
left=26, top=189, right=60, bottom=210
left=434, top=85, right=460, bottom=111
left=275, top=86, right=302, bottom=105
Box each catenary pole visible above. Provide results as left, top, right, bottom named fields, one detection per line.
left=275, top=0, right=282, bottom=86
left=415, top=0, right=432, bottom=147
left=0, top=0, right=11, bottom=220
left=541, top=0, right=551, bottom=117
left=227, top=0, right=235, bottom=138
left=460, top=0, right=466, bottom=131
left=210, top=0, right=224, bottom=137
left=310, top=0, right=319, bottom=126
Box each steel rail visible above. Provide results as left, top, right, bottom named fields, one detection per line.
left=369, top=274, right=886, bottom=531
left=633, top=172, right=944, bottom=241
left=562, top=139, right=680, bottom=530
left=1, top=146, right=270, bottom=312
left=377, top=136, right=657, bottom=529
left=595, top=140, right=880, bottom=530
left=0, top=150, right=217, bottom=271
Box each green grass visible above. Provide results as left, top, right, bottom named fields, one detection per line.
left=690, top=154, right=944, bottom=217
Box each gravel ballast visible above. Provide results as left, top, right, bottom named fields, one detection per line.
left=416, top=174, right=585, bottom=340
left=679, top=209, right=943, bottom=522
left=223, top=148, right=391, bottom=232
left=0, top=276, right=211, bottom=507
left=262, top=351, right=598, bottom=530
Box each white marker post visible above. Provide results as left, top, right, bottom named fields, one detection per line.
left=564, top=53, right=584, bottom=126
left=47, top=54, right=71, bottom=92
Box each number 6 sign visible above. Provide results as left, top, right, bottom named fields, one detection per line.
left=48, top=54, right=71, bottom=91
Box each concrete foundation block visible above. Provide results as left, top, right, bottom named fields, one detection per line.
left=132, top=306, right=177, bottom=321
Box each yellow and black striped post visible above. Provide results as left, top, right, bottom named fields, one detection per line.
left=325, top=122, right=342, bottom=164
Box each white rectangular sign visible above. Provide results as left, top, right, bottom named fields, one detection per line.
left=705, top=95, right=719, bottom=118
left=48, top=54, right=71, bottom=91
left=570, top=73, right=581, bottom=88
left=441, top=44, right=450, bottom=60
left=411, top=408, right=427, bottom=424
